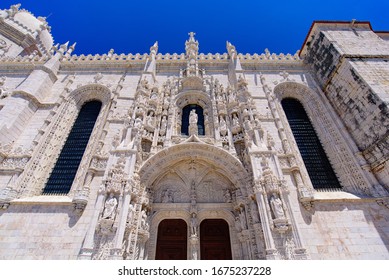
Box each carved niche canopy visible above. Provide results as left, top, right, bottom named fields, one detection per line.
left=181, top=76, right=204, bottom=91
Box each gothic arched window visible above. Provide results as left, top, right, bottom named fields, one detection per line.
left=181, top=104, right=205, bottom=136
left=43, top=100, right=102, bottom=195
left=281, top=98, right=341, bottom=190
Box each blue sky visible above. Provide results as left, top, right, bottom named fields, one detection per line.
left=2, top=0, right=388, bottom=55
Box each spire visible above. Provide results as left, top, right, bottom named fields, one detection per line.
left=185, top=32, right=199, bottom=59
left=184, top=32, right=201, bottom=77
left=142, top=41, right=158, bottom=83
left=226, top=41, right=244, bottom=87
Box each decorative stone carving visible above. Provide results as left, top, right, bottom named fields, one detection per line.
left=161, top=188, right=174, bottom=203
left=190, top=213, right=198, bottom=236
left=250, top=198, right=260, bottom=224
left=189, top=109, right=198, bottom=136
left=270, top=194, right=285, bottom=219
left=159, top=116, right=167, bottom=136
left=140, top=209, right=149, bottom=231
left=102, top=193, right=118, bottom=220
left=219, top=115, right=227, bottom=136
left=223, top=189, right=232, bottom=202
left=145, top=111, right=156, bottom=132
left=0, top=40, right=10, bottom=57
left=0, top=76, right=10, bottom=99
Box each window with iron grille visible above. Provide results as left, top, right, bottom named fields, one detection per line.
left=281, top=98, right=341, bottom=191
left=42, top=100, right=102, bottom=195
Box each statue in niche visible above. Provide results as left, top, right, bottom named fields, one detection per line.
left=102, top=193, right=118, bottom=219
left=163, top=96, right=170, bottom=110
left=250, top=199, right=260, bottom=224
left=270, top=194, right=286, bottom=219
left=223, top=189, right=232, bottom=203
left=159, top=116, right=167, bottom=136
left=134, top=117, right=143, bottom=130
left=243, top=116, right=252, bottom=131
left=150, top=89, right=158, bottom=99
left=239, top=209, right=247, bottom=230
left=219, top=115, right=227, bottom=136
left=140, top=209, right=149, bottom=230
left=189, top=109, right=198, bottom=136
left=190, top=213, right=198, bottom=236
left=227, top=87, right=236, bottom=103
left=217, top=92, right=224, bottom=102
left=127, top=202, right=135, bottom=224
left=232, top=114, right=239, bottom=127
left=189, top=109, right=198, bottom=125
left=161, top=188, right=174, bottom=203
left=146, top=111, right=156, bottom=129
left=235, top=216, right=242, bottom=232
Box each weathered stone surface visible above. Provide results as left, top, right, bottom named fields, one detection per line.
left=0, top=8, right=388, bottom=260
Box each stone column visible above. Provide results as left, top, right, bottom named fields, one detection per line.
left=253, top=184, right=278, bottom=260
left=189, top=235, right=200, bottom=260
left=110, top=187, right=132, bottom=260
left=78, top=187, right=106, bottom=259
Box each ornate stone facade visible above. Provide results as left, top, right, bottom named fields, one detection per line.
left=0, top=6, right=388, bottom=259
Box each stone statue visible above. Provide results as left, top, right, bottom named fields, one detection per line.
left=219, top=115, right=227, bottom=136
left=150, top=89, right=158, bottom=99
left=161, top=189, right=173, bottom=203
left=190, top=213, right=198, bottom=236
left=270, top=194, right=286, bottom=219
left=159, top=116, right=167, bottom=136
left=102, top=193, right=117, bottom=219
left=127, top=202, right=135, bottom=223
left=239, top=209, right=247, bottom=230
left=146, top=111, right=156, bottom=130
left=250, top=199, right=260, bottom=224
left=189, top=109, right=198, bottom=135
left=134, top=117, right=143, bottom=130
left=223, top=189, right=232, bottom=203
left=243, top=116, right=252, bottom=131
left=235, top=216, right=242, bottom=232
left=232, top=114, right=239, bottom=127
left=140, top=209, right=149, bottom=230
left=189, top=109, right=198, bottom=125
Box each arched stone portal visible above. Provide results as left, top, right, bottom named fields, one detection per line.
left=139, top=139, right=250, bottom=260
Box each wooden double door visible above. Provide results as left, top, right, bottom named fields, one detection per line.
left=155, top=219, right=232, bottom=260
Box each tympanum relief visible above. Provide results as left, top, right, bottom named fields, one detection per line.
left=151, top=160, right=234, bottom=204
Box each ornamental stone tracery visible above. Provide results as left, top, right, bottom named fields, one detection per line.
left=0, top=7, right=388, bottom=260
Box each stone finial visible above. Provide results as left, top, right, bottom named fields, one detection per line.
left=150, top=41, right=158, bottom=55
left=185, top=31, right=199, bottom=59
left=58, top=42, right=69, bottom=55
left=226, top=41, right=237, bottom=58
left=8, top=4, right=21, bottom=17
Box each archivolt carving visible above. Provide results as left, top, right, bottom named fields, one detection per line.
left=150, top=158, right=235, bottom=203
left=139, top=142, right=249, bottom=193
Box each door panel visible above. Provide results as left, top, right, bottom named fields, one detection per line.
left=200, top=219, right=232, bottom=260
left=155, top=219, right=187, bottom=260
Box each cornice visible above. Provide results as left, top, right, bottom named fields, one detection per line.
left=0, top=50, right=304, bottom=73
